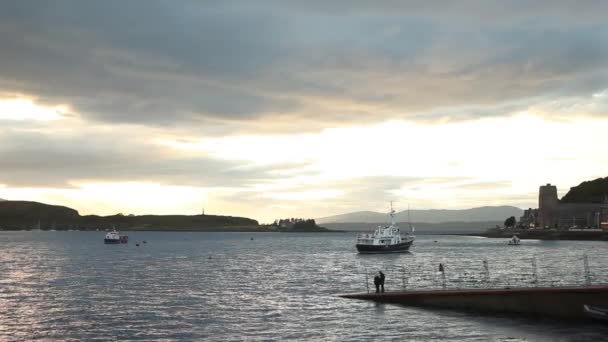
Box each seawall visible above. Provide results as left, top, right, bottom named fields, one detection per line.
left=340, top=285, right=608, bottom=320
left=480, top=229, right=608, bottom=241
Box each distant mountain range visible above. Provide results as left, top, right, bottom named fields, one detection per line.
left=322, top=221, right=503, bottom=234
left=317, top=205, right=523, bottom=224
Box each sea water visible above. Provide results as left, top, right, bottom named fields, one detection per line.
left=1, top=231, right=608, bottom=341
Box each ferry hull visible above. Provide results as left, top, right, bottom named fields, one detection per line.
left=104, top=235, right=128, bottom=244
left=356, top=240, right=413, bottom=254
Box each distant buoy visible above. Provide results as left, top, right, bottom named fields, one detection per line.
left=143, top=241, right=147, bottom=244
left=434, top=240, right=438, bottom=243
left=136, top=243, right=140, bottom=247
left=250, top=238, right=254, bottom=240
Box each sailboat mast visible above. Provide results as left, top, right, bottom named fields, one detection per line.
left=390, top=201, right=395, bottom=226
left=408, top=205, right=415, bottom=232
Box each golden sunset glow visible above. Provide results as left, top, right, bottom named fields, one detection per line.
left=0, top=98, right=67, bottom=121
left=1, top=2, right=608, bottom=222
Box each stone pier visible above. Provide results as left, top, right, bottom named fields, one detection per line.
left=340, top=285, right=608, bottom=320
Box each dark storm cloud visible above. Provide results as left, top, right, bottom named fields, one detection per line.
left=0, top=0, right=297, bottom=125
left=1, top=0, right=608, bottom=130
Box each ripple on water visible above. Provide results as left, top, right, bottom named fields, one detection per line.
left=1, top=232, right=608, bottom=341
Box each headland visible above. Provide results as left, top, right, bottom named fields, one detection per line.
left=0, top=200, right=334, bottom=232
left=478, top=177, right=608, bottom=241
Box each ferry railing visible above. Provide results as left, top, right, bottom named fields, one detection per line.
left=356, top=233, right=374, bottom=240
left=358, top=253, right=608, bottom=292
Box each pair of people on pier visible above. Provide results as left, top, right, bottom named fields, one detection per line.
left=374, top=271, right=385, bottom=293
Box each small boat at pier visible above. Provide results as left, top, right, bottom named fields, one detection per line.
left=355, top=203, right=415, bottom=254
left=584, top=304, right=608, bottom=322
left=508, top=235, right=521, bottom=245
left=104, top=228, right=128, bottom=244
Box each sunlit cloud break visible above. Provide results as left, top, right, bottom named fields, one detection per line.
left=0, top=98, right=68, bottom=121
left=1, top=1, right=608, bottom=222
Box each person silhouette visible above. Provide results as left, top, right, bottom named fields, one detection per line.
left=379, top=271, right=385, bottom=293
left=373, top=275, right=381, bottom=293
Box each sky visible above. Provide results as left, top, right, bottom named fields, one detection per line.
left=1, top=0, right=608, bottom=223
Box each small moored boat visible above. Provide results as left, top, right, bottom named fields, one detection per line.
left=584, top=304, right=608, bottom=322
left=104, top=228, right=128, bottom=244
left=355, top=203, right=415, bottom=254
left=508, top=235, right=521, bottom=245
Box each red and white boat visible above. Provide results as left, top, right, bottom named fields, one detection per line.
left=104, top=228, right=128, bottom=244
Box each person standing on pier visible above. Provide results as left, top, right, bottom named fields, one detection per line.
left=373, top=274, right=381, bottom=293
left=379, top=271, right=385, bottom=293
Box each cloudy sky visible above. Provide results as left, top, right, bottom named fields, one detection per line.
left=1, top=1, right=607, bottom=222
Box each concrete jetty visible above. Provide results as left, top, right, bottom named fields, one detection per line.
left=340, top=285, right=608, bottom=320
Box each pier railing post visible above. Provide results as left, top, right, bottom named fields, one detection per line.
left=583, top=254, right=591, bottom=286
left=532, top=257, right=538, bottom=286
left=483, top=259, right=490, bottom=285
left=441, top=265, right=447, bottom=289
left=365, top=268, right=370, bottom=293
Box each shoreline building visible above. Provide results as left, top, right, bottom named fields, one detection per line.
left=518, top=208, right=538, bottom=228
left=533, top=183, right=608, bottom=229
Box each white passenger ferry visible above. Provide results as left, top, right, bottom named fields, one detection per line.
left=355, top=204, right=415, bottom=254
left=104, top=228, right=128, bottom=244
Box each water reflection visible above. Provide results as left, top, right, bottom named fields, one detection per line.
left=0, top=232, right=607, bottom=341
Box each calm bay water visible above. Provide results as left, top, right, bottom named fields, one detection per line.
left=1, top=231, right=608, bottom=341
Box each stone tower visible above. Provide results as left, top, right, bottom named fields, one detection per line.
left=538, top=183, right=559, bottom=228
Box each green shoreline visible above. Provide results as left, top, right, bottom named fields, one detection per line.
left=0, top=200, right=336, bottom=233
left=0, top=227, right=340, bottom=233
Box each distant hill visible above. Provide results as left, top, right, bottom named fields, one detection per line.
left=561, top=177, right=608, bottom=204
left=317, top=206, right=523, bottom=224
left=77, top=213, right=259, bottom=231
left=323, top=221, right=501, bottom=234
left=0, top=200, right=260, bottom=231
left=0, top=201, right=79, bottom=226
left=316, top=211, right=386, bottom=224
